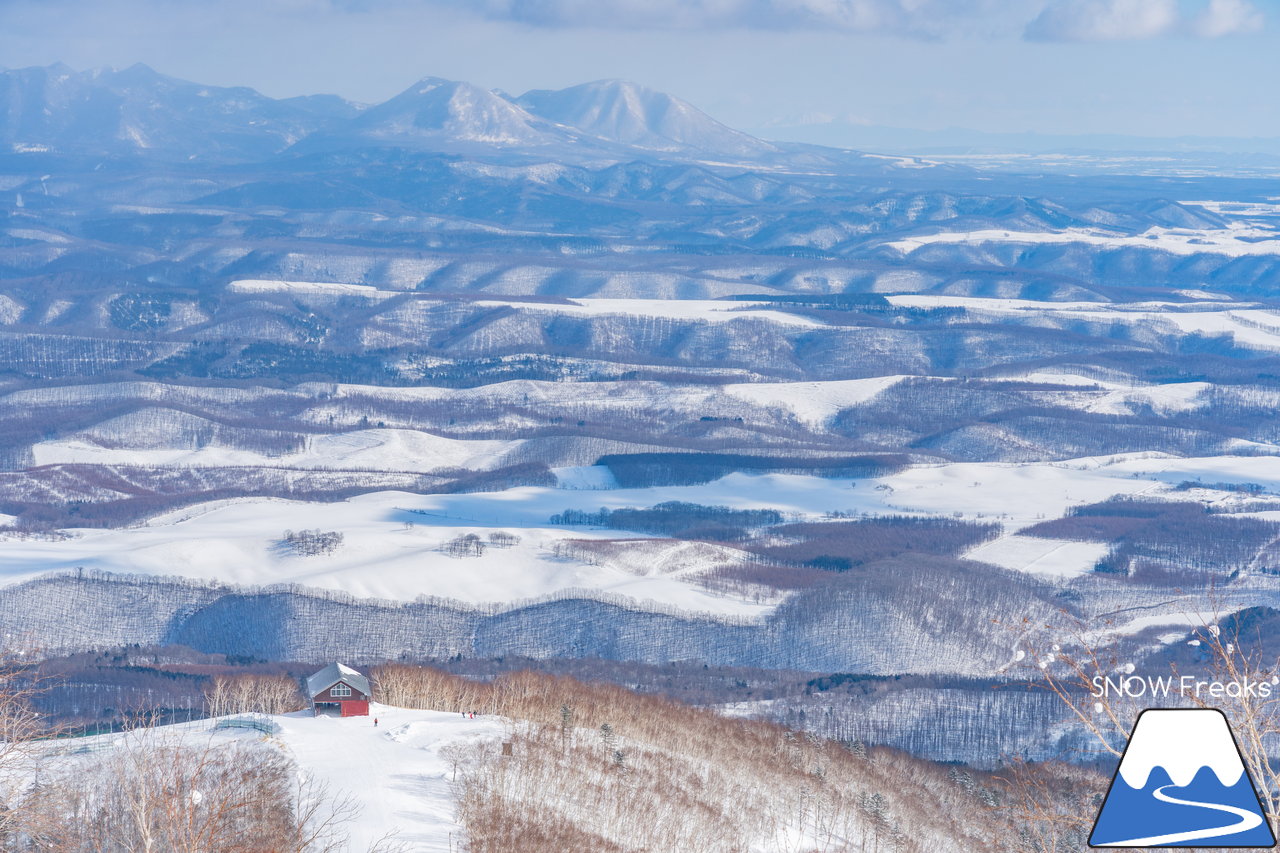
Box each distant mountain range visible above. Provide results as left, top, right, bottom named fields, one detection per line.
left=14, top=62, right=1273, bottom=179
left=0, top=63, right=890, bottom=170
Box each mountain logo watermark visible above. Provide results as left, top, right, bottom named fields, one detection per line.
left=1090, top=708, right=1276, bottom=848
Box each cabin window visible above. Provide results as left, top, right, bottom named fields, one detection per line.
left=331, top=683, right=352, bottom=697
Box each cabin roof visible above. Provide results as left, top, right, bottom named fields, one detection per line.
left=306, top=662, right=371, bottom=699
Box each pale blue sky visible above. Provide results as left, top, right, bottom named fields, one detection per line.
left=1, top=0, right=1276, bottom=139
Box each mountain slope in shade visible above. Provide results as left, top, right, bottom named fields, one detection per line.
left=518, top=79, right=779, bottom=158
left=0, top=63, right=352, bottom=160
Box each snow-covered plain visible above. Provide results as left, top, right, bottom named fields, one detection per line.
left=228, top=279, right=399, bottom=298
left=31, top=427, right=521, bottom=473
left=721, top=376, right=910, bottom=423
left=882, top=224, right=1280, bottom=258
left=6, top=454, right=1280, bottom=609
left=964, top=534, right=1111, bottom=578
left=478, top=296, right=825, bottom=327
left=0, top=494, right=769, bottom=616
left=886, top=293, right=1280, bottom=353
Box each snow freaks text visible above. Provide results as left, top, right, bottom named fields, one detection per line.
left=1091, top=675, right=1280, bottom=700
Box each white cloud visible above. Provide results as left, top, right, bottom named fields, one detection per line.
left=459, top=0, right=1033, bottom=37
left=1025, top=0, right=1265, bottom=41
left=18, top=0, right=1261, bottom=43
left=1190, top=0, right=1264, bottom=37
left=447, top=0, right=1268, bottom=40
left=1025, top=0, right=1179, bottom=41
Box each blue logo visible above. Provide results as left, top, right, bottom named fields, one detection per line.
left=1090, top=708, right=1276, bottom=847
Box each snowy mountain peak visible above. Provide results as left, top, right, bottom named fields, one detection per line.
left=1119, top=709, right=1245, bottom=790
left=517, top=79, right=778, bottom=157
left=353, top=77, right=556, bottom=146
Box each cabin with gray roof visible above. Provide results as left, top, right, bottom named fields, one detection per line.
left=306, top=662, right=371, bottom=717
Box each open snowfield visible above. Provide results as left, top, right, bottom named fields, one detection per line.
left=228, top=279, right=399, bottom=299
left=886, top=293, right=1280, bottom=353
left=1075, top=383, right=1209, bottom=416
left=478, top=296, right=825, bottom=327
left=35, top=705, right=503, bottom=853
left=882, top=223, right=1280, bottom=258
left=6, top=454, right=1280, bottom=605
left=0, top=495, right=770, bottom=616
left=720, top=376, right=911, bottom=423
left=225, top=285, right=831, bottom=332
left=30, top=427, right=521, bottom=473
left=964, top=534, right=1111, bottom=578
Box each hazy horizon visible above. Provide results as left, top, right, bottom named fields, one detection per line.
left=2, top=0, right=1277, bottom=145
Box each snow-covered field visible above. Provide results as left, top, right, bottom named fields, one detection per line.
left=882, top=224, right=1280, bottom=258
left=887, top=293, right=1280, bottom=353
left=720, top=376, right=911, bottom=423
left=964, top=534, right=1111, bottom=578
left=227, top=284, right=827, bottom=329
left=0, top=492, right=769, bottom=616
left=478, top=296, right=824, bottom=327
left=228, top=279, right=399, bottom=299
left=31, top=427, right=521, bottom=473
left=5, top=453, right=1280, bottom=607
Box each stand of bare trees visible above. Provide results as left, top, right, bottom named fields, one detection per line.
left=487, top=531, right=519, bottom=548
left=12, top=731, right=357, bottom=852
left=203, top=674, right=305, bottom=718
left=282, top=530, right=344, bottom=557
left=373, top=663, right=1022, bottom=852
left=0, top=662, right=47, bottom=844
left=443, top=534, right=485, bottom=558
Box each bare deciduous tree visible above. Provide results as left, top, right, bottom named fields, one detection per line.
left=443, top=534, right=485, bottom=558
left=204, top=674, right=305, bottom=718
left=0, top=659, right=47, bottom=844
